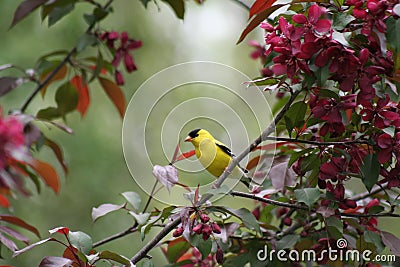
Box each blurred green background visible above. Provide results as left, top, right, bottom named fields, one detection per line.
left=1, top=0, right=398, bottom=266
left=0, top=0, right=263, bottom=265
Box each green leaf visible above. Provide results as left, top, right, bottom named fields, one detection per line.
left=276, top=234, right=300, bottom=250
left=315, top=64, right=330, bottom=87
left=68, top=231, right=92, bottom=254
left=76, top=33, right=98, bottom=52
left=318, top=89, right=340, bottom=100
left=284, top=101, right=307, bottom=134
left=129, top=212, right=150, bottom=226
left=386, top=17, right=400, bottom=52
left=288, top=147, right=314, bottom=167
left=121, top=191, right=142, bottom=210
left=300, top=152, right=320, bottom=173
left=294, top=188, right=320, bottom=209
left=364, top=231, right=384, bottom=253
left=326, top=216, right=343, bottom=239
left=220, top=207, right=260, bottom=233
left=332, top=13, right=355, bottom=31
left=55, top=82, right=78, bottom=116
left=166, top=238, right=191, bottom=263
left=43, top=0, right=76, bottom=27
left=196, top=238, right=212, bottom=260
left=360, top=154, right=380, bottom=192
left=36, top=107, right=61, bottom=120
left=98, top=250, right=131, bottom=265
left=367, top=205, right=384, bottom=214
left=162, top=0, right=185, bottom=19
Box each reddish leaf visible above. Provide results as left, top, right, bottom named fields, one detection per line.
left=0, top=77, right=22, bottom=97
left=0, top=233, right=18, bottom=252
left=40, top=64, right=68, bottom=96
left=70, top=75, right=90, bottom=117
left=237, top=4, right=285, bottom=44
left=0, top=194, right=10, bottom=208
left=0, top=214, right=40, bottom=238
left=194, top=184, right=200, bottom=204
left=92, top=203, right=125, bottom=222
left=13, top=238, right=53, bottom=257
left=29, top=159, right=60, bottom=194
left=98, top=77, right=126, bottom=118
left=63, top=246, right=81, bottom=267
left=175, top=150, right=196, bottom=162
left=49, top=227, right=69, bottom=235
left=246, top=155, right=261, bottom=170
left=39, top=256, right=73, bottom=267
left=0, top=226, right=30, bottom=244
left=381, top=231, right=400, bottom=256
left=45, top=138, right=68, bottom=174
left=249, top=0, right=278, bottom=18
left=10, top=0, right=47, bottom=28
left=268, top=159, right=296, bottom=191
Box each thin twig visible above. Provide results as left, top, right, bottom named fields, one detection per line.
left=351, top=183, right=388, bottom=201
left=263, top=136, right=370, bottom=147
left=20, top=0, right=114, bottom=112
left=231, top=190, right=400, bottom=218
left=93, top=223, right=165, bottom=248
left=231, top=191, right=309, bottom=211
left=93, top=226, right=137, bottom=248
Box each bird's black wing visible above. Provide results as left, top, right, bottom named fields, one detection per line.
left=215, top=142, right=234, bottom=157
left=215, top=142, right=248, bottom=173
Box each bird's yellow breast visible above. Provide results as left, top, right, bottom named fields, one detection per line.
left=195, top=138, right=232, bottom=177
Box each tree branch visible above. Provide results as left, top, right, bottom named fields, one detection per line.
left=130, top=217, right=181, bottom=264
left=262, top=136, right=370, bottom=147
left=93, top=223, right=165, bottom=248
left=231, top=190, right=400, bottom=218
left=20, top=0, right=114, bottom=112
left=231, top=191, right=309, bottom=210
left=351, top=183, right=388, bottom=201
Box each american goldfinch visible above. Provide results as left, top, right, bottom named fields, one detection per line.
left=184, top=129, right=252, bottom=188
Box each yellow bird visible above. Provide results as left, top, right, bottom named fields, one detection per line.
left=184, top=129, right=252, bottom=188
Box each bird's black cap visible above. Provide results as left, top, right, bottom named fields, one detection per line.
left=188, top=128, right=201, bottom=138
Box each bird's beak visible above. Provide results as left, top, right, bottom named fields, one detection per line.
left=184, top=136, right=192, bottom=142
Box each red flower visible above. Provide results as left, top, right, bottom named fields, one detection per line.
left=377, top=132, right=400, bottom=164
left=0, top=113, right=27, bottom=170
left=361, top=94, right=400, bottom=129
left=292, top=4, right=331, bottom=34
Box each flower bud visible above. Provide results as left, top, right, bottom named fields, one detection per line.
left=173, top=227, right=183, bottom=237
left=200, top=213, right=210, bottom=223
left=216, top=247, right=224, bottom=264
left=192, top=224, right=203, bottom=234
left=211, top=222, right=221, bottom=234
left=283, top=217, right=292, bottom=226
